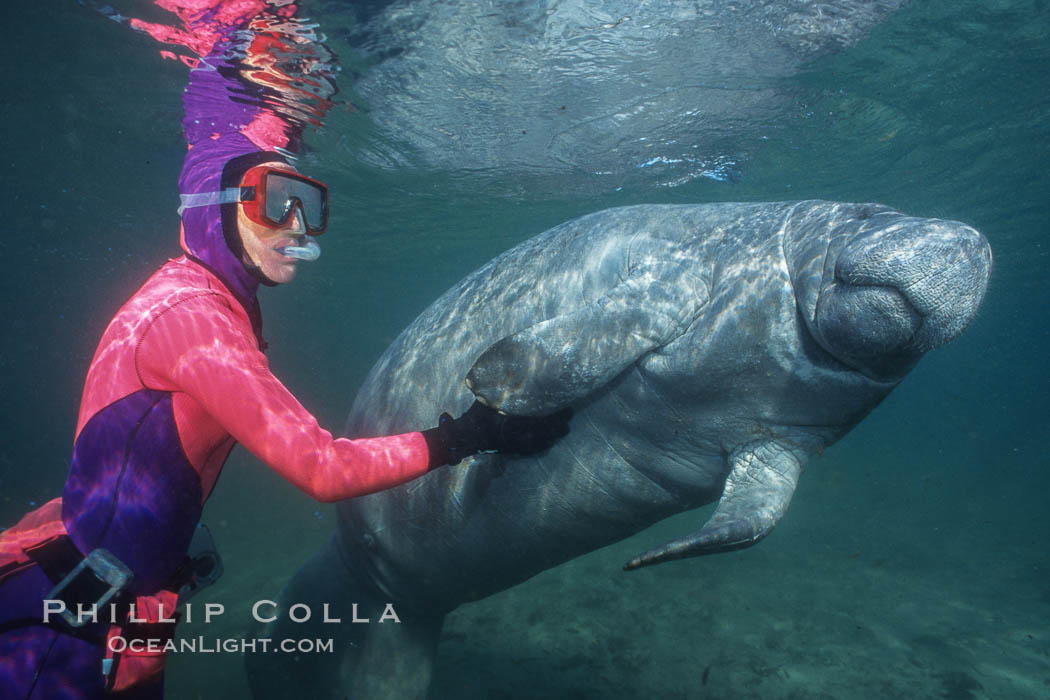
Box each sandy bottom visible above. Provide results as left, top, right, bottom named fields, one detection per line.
left=430, top=535, right=1048, bottom=699
left=164, top=451, right=1049, bottom=700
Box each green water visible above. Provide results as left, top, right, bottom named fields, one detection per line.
left=2, top=0, right=1048, bottom=697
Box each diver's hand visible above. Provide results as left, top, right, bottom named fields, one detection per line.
left=422, top=400, right=572, bottom=468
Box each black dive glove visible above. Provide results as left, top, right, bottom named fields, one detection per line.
left=422, top=400, right=572, bottom=469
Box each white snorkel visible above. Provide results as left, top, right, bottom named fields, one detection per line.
left=278, top=239, right=321, bottom=261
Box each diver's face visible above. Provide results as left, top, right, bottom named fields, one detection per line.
left=237, top=162, right=305, bottom=285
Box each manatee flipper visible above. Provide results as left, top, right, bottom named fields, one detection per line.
left=467, top=255, right=707, bottom=415
left=623, top=441, right=805, bottom=570
left=245, top=533, right=444, bottom=700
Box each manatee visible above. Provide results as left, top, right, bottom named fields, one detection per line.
left=247, top=200, right=991, bottom=700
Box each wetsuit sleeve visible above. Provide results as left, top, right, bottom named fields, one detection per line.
left=135, top=293, right=431, bottom=502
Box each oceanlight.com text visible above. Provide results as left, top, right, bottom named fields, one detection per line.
left=108, top=636, right=335, bottom=655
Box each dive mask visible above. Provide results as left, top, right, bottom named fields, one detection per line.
left=179, top=165, right=329, bottom=235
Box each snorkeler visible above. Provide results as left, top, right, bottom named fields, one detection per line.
left=0, top=2, right=570, bottom=695
left=0, top=147, right=570, bottom=697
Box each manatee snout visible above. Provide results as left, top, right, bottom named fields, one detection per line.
left=817, top=218, right=991, bottom=371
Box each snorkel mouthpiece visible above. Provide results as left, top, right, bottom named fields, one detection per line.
left=278, top=239, right=321, bottom=261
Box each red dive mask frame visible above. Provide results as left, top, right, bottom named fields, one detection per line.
left=177, top=165, right=329, bottom=236
left=238, top=166, right=329, bottom=235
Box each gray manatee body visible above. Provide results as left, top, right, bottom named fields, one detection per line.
left=248, top=201, right=990, bottom=699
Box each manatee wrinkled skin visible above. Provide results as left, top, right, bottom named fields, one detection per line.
left=247, top=201, right=990, bottom=700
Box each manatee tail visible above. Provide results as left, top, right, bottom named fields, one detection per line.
left=245, top=533, right=445, bottom=700
left=624, top=441, right=805, bottom=570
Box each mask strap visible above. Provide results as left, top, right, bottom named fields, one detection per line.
left=178, top=188, right=243, bottom=216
